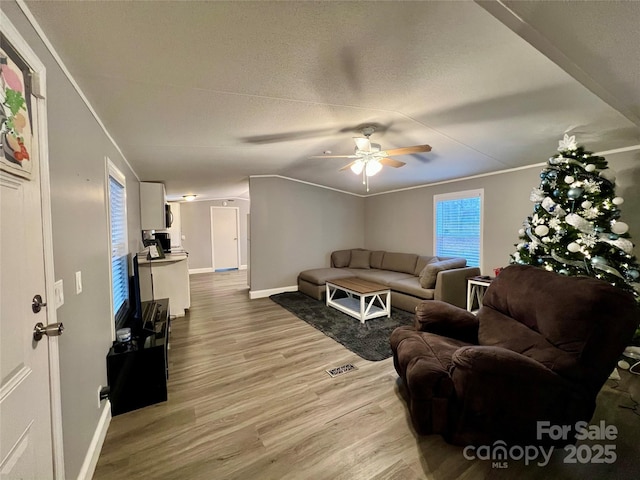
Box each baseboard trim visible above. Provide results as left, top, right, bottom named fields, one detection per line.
left=189, top=267, right=214, bottom=275
left=190, top=266, right=247, bottom=274
left=249, top=285, right=298, bottom=299
left=77, top=402, right=111, bottom=480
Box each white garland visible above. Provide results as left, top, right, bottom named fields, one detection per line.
left=565, top=213, right=595, bottom=234
left=599, top=234, right=634, bottom=255
left=541, top=197, right=566, bottom=217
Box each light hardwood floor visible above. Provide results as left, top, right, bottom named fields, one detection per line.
left=93, top=271, right=640, bottom=479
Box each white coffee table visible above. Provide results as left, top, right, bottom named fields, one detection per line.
left=326, top=278, right=391, bottom=324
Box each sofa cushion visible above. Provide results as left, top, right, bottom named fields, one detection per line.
left=389, top=277, right=434, bottom=300
left=353, top=269, right=414, bottom=285
left=419, top=258, right=467, bottom=289
left=381, top=252, right=419, bottom=274
left=370, top=251, right=385, bottom=269
left=298, top=268, right=356, bottom=285
left=414, top=255, right=439, bottom=276
left=331, top=249, right=352, bottom=268
left=348, top=249, right=371, bottom=269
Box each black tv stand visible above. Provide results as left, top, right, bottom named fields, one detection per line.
left=107, top=298, right=170, bottom=416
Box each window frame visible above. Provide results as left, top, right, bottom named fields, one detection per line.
left=433, top=188, right=484, bottom=269
left=107, top=159, right=129, bottom=332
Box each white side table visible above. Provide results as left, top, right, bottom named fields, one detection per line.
left=466, top=276, right=493, bottom=313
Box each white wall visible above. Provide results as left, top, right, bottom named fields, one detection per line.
left=249, top=177, right=364, bottom=294
left=180, top=198, right=250, bottom=270
left=3, top=2, right=142, bottom=478
left=364, top=150, right=640, bottom=274
left=248, top=151, right=639, bottom=293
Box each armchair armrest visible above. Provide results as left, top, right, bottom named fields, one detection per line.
left=452, top=345, right=563, bottom=384
left=414, top=300, right=478, bottom=344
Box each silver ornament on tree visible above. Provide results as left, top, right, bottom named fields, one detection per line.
left=611, top=222, right=629, bottom=235
left=534, top=225, right=549, bottom=237
left=591, top=256, right=608, bottom=266
left=567, top=242, right=581, bottom=253
left=567, top=187, right=584, bottom=200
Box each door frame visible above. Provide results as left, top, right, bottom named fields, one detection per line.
left=1, top=11, right=65, bottom=479
left=210, top=206, right=241, bottom=271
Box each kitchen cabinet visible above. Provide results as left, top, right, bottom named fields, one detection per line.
left=140, top=182, right=166, bottom=230
left=138, top=253, right=190, bottom=317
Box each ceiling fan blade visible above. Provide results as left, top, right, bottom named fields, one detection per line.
left=241, top=127, right=335, bottom=144
left=379, top=157, right=406, bottom=168
left=339, top=161, right=358, bottom=171
left=380, top=144, right=432, bottom=156
left=353, top=137, right=371, bottom=152
left=309, top=154, right=358, bottom=159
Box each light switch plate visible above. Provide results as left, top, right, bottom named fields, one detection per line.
left=54, top=279, right=64, bottom=308
left=75, top=271, right=82, bottom=294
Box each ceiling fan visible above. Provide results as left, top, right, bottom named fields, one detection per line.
left=310, top=126, right=432, bottom=191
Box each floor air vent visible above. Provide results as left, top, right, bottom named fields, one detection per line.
left=326, top=364, right=358, bottom=378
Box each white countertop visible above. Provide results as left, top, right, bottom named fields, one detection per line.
left=138, top=249, right=188, bottom=264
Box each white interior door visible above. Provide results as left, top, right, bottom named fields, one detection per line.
left=211, top=207, right=240, bottom=271
left=1, top=18, right=62, bottom=480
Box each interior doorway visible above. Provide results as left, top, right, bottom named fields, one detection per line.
left=210, top=206, right=240, bottom=271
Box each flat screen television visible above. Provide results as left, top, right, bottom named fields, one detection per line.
left=131, top=252, right=161, bottom=332
left=131, top=253, right=143, bottom=322
left=116, top=250, right=163, bottom=336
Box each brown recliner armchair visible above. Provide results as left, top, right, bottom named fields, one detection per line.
left=390, top=265, right=638, bottom=446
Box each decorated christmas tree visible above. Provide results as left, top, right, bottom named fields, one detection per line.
left=511, top=135, right=640, bottom=342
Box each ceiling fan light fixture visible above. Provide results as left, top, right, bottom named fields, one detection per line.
left=350, top=159, right=364, bottom=175
left=365, top=159, right=382, bottom=176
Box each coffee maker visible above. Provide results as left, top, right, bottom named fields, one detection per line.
left=154, top=232, right=171, bottom=253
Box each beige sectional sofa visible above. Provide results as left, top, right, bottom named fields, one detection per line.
left=298, top=249, right=481, bottom=312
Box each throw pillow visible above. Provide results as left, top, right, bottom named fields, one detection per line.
left=369, top=251, right=385, bottom=269
left=414, top=255, right=440, bottom=276
left=331, top=249, right=352, bottom=268
left=349, top=249, right=371, bottom=269
left=419, top=258, right=467, bottom=289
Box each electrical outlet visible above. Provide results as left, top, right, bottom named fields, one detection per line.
left=98, top=385, right=110, bottom=408
left=75, top=271, right=82, bottom=294
left=54, top=279, right=64, bottom=308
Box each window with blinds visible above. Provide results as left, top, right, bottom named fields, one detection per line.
left=434, top=189, right=483, bottom=268
left=108, top=162, right=129, bottom=324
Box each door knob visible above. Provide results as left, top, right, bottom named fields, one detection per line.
left=32, top=294, right=47, bottom=313
left=33, top=322, right=64, bottom=342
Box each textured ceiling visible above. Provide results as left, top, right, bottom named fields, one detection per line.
left=23, top=0, right=640, bottom=200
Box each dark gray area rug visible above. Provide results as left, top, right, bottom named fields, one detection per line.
left=270, top=291, right=414, bottom=361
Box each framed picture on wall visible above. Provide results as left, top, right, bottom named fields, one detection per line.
left=1, top=33, right=34, bottom=180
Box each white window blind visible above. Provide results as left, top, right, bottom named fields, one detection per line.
left=434, top=189, right=483, bottom=268
left=108, top=165, right=128, bottom=319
